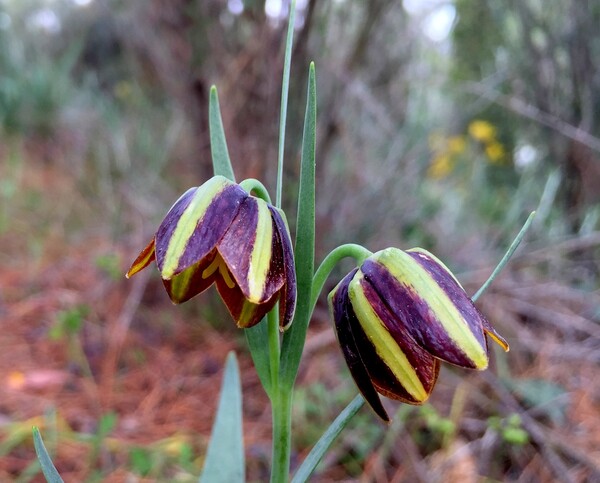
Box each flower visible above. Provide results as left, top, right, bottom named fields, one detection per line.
left=468, top=119, right=497, bottom=143
left=329, top=247, right=508, bottom=422
left=126, top=175, right=296, bottom=330
left=485, top=141, right=506, bottom=163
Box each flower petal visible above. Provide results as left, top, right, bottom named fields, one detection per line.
left=349, top=271, right=439, bottom=404
left=126, top=238, right=156, bottom=278
left=162, top=249, right=220, bottom=304
left=216, top=275, right=279, bottom=328
left=363, top=248, right=489, bottom=369
left=156, top=176, right=248, bottom=280
left=407, top=248, right=509, bottom=351
left=219, top=197, right=284, bottom=304
left=269, top=206, right=296, bottom=331
left=329, top=270, right=390, bottom=422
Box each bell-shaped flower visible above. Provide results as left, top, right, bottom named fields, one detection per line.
left=329, top=247, right=508, bottom=422
left=127, top=175, right=296, bottom=330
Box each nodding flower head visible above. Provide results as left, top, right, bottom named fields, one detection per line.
left=127, top=175, right=296, bottom=330
left=329, top=247, right=508, bottom=422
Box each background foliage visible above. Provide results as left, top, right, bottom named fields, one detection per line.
left=1, top=0, right=599, bottom=481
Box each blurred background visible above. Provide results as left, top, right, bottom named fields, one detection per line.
left=1, top=0, right=599, bottom=481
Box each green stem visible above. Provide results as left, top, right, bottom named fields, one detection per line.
left=311, top=244, right=372, bottom=310
left=240, top=178, right=272, bottom=203
left=472, top=211, right=535, bottom=302
left=270, top=387, right=293, bottom=483
left=275, top=0, right=297, bottom=208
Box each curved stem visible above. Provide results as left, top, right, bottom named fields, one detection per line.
left=240, top=178, right=272, bottom=204
left=311, top=244, right=372, bottom=311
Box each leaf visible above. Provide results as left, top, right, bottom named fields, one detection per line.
left=199, top=352, right=245, bottom=483
left=209, top=86, right=236, bottom=181
left=245, top=319, right=272, bottom=398
left=280, top=63, right=317, bottom=390
left=32, top=427, right=64, bottom=483
left=274, top=0, right=297, bottom=207
left=472, top=211, right=535, bottom=302
left=291, top=395, right=365, bottom=483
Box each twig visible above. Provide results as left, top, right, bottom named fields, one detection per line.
left=465, top=83, right=600, bottom=153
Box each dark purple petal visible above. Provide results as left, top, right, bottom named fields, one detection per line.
left=355, top=275, right=440, bottom=400
left=156, top=179, right=247, bottom=277
left=329, top=269, right=390, bottom=422
left=269, top=206, right=296, bottom=330
left=216, top=275, right=279, bottom=328
left=219, top=197, right=284, bottom=303
left=361, top=258, right=485, bottom=368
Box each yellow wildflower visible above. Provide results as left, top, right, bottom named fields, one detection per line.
left=447, top=135, right=467, bottom=155
left=485, top=141, right=505, bottom=163
left=427, top=155, right=453, bottom=179
left=468, top=120, right=496, bottom=143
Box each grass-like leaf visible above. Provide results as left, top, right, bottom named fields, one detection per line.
left=291, top=395, right=365, bottom=483
left=32, top=427, right=64, bottom=483
left=275, top=0, right=297, bottom=208
left=472, top=211, right=536, bottom=302
left=280, top=63, right=317, bottom=390
left=209, top=86, right=235, bottom=182
left=199, top=351, right=245, bottom=483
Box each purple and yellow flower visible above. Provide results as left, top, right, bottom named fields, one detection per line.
left=127, top=175, right=296, bottom=330
left=329, top=247, right=508, bottom=422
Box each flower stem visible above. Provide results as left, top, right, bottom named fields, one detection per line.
left=311, top=244, right=372, bottom=310
left=270, top=386, right=293, bottom=483
left=240, top=178, right=272, bottom=204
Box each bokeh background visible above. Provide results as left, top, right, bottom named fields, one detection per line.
left=1, top=0, right=600, bottom=481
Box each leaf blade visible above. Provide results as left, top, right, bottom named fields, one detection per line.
left=209, top=86, right=236, bottom=181
left=32, top=427, right=64, bottom=483
left=199, top=352, right=245, bottom=483
left=245, top=318, right=272, bottom=398
left=280, top=63, right=317, bottom=389
left=291, top=395, right=365, bottom=483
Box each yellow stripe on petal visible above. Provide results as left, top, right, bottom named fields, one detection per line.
left=162, top=176, right=231, bottom=279
left=349, top=275, right=429, bottom=402
left=168, top=263, right=197, bottom=303
left=407, top=247, right=463, bottom=288
left=376, top=248, right=488, bottom=369
left=246, top=198, right=273, bottom=303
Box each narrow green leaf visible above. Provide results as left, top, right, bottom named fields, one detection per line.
left=280, top=63, right=317, bottom=389
left=275, top=0, right=297, bottom=208
left=209, top=86, right=236, bottom=181
left=291, top=395, right=365, bottom=483
left=199, top=352, right=245, bottom=483
left=245, top=318, right=272, bottom=398
left=32, top=427, right=64, bottom=483
left=472, top=211, right=536, bottom=302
